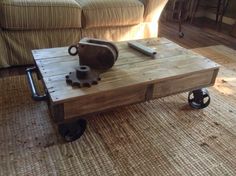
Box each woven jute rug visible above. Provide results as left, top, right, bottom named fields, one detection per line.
left=0, top=45, right=236, bottom=176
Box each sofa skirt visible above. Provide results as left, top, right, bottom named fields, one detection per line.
left=0, top=22, right=158, bottom=68
left=0, top=29, right=82, bottom=67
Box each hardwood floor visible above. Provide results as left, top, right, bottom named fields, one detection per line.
left=159, top=19, right=236, bottom=50
left=1, top=19, right=236, bottom=77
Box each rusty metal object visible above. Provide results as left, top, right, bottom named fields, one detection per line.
left=128, top=41, right=157, bottom=57
left=68, top=38, right=118, bottom=70
left=66, top=65, right=100, bottom=87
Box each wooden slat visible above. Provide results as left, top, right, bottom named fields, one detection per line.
left=32, top=47, right=69, bottom=60
left=63, top=85, right=147, bottom=119
left=152, top=69, right=216, bottom=98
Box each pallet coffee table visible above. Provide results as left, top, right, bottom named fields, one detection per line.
left=26, top=38, right=220, bottom=141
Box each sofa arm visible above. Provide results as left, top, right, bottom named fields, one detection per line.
left=139, top=0, right=168, bottom=22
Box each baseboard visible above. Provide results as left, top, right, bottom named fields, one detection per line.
left=191, top=10, right=235, bottom=25
left=205, top=12, right=236, bottom=25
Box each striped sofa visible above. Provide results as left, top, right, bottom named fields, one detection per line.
left=0, top=0, right=168, bottom=68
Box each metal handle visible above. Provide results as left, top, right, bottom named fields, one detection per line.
left=26, top=67, right=48, bottom=101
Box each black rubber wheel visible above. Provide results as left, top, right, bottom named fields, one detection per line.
left=179, top=32, right=184, bottom=38
left=58, top=119, right=87, bottom=142
left=188, top=88, right=210, bottom=109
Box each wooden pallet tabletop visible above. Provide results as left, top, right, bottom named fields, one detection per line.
left=32, top=38, right=220, bottom=104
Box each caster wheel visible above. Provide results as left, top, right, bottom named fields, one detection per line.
left=188, top=88, right=210, bottom=109
left=179, top=32, right=184, bottom=38
left=58, top=119, right=87, bottom=142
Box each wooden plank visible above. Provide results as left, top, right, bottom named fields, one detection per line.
left=63, top=85, right=147, bottom=119
left=211, top=68, right=220, bottom=85
left=32, top=47, right=69, bottom=60
left=37, top=59, right=79, bottom=78
left=152, top=69, right=217, bottom=99
left=36, top=55, right=77, bottom=66
left=117, top=39, right=181, bottom=52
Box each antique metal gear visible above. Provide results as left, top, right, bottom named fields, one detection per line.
left=65, top=65, right=100, bottom=87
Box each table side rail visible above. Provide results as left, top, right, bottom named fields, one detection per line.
left=50, top=68, right=219, bottom=121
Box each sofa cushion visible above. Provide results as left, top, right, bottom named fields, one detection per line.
left=0, top=0, right=82, bottom=30
left=76, top=0, right=144, bottom=28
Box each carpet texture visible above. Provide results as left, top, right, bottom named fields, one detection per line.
left=0, top=45, right=236, bottom=175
